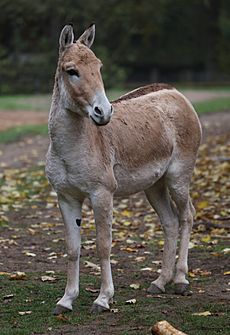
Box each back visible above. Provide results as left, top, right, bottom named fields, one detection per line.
left=106, top=84, right=201, bottom=168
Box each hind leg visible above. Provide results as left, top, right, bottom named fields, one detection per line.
left=145, top=178, right=179, bottom=293
left=167, top=170, right=194, bottom=294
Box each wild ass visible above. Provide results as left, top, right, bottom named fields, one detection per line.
left=46, top=24, right=202, bottom=314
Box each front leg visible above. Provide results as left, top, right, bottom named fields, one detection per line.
left=53, top=195, right=83, bottom=315
left=90, top=189, right=114, bottom=313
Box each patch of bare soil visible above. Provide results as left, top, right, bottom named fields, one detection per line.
left=182, top=89, right=230, bottom=103
left=0, top=110, right=48, bottom=131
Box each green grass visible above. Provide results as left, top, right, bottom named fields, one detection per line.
left=0, top=272, right=96, bottom=335
left=0, top=124, right=48, bottom=143
left=0, top=272, right=229, bottom=335
left=194, top=96, right=230, bottom=114
left=0, top=95, right=51, bottom=111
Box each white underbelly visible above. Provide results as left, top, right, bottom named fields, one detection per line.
left=113, top=161, right=168, bottom=196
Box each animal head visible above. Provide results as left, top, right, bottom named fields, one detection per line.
left=57, top=24, right=113, bottom=126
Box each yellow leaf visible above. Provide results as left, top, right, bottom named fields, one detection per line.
left=201, top=235, right=211, bottom=243
left=158, top=240, right=164, bottom=246
left=121, top=247, right=137, bottom=253
left=0, top=272, right=11, bottom=276
left=188, top=271, right=196, bottom=278
left=197, top=201, right=209, bottom=209
left=123, top=221, right=131, bottom=226
left=192, top=311, right=212, bottom=316
left=224, top=271, right=230, bottom=275
left=121, top=210, right=132, bottom=217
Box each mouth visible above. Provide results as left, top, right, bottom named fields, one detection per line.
left=90, top=115, right=110, bottom=126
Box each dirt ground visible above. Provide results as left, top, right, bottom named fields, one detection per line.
left=0, top=97, right=230, bottom=334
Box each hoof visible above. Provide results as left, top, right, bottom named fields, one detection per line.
left=174, top=283, right=192, bottom=296
left=147, top=283, right=164, bottom=294
left=53, top=304, right=72, bottom=315
left=91, top=303, right=110, bottom=314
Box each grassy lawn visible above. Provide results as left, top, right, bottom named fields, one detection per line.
left=0, top=260, right=229, bottom=335
left=0, top=125, right=48, bottom=144
left=0, top=95, right=51, bottom=112
left=193, top=96, right=230, bottom=114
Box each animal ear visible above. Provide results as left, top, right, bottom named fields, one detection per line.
left=78, top=23, right=95, bottom=48
left=59, top=25, right=74, bottom=52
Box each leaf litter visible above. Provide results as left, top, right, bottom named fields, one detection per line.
left=0, top=129, right=229, bottom=332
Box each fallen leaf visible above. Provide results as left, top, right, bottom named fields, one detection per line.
left=10, top=272, right=26, bottom=280
left=189, top=268, right=211, bottom=277
left=110, top=308, right=119, bottom=313
left=125, top=298, right=136, bottom=304
left=0, top=272, right=11, bottom=276
left=84, top=261, right=100, bottom=271
left=130, top=283, right=140, bottom=290
left=111, top=259, right=118, bottom=265
left=197, top=201, right=209, bottom=209
left=122, top=210, right=132, bottom=217
left=141, top=267, right=153, bottom=271
left=85, top=287, right=99, bottom=293
left=135, top=256, right=146, bottom=262
left=41, top=275, right=57, bottom=282
left=222, top=248, right=230, bottom=254
left=192, top=311, right=212, bottom=316
left=18, top=311, right=32, bottom=315
left=126, top=239, right=135, bottom=244
left=151, top=320, right=188, bottom=335
left=3, top=294, right=14, bottom=300
left=56, top=314, right=69, bottom=322
left=224, top=271, right=230, bottom=275
left=201, top=235, right=211, bottom=243
left=120, top=247, right=137, bottom=253
left=24, top=252, right=36, bottom=257
left=45, top=270, right=55, bottom=274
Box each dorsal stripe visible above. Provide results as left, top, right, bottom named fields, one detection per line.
left=112, top=83, right=173, bottom=103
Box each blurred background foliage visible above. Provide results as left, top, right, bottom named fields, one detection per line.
left=0, top=0, right=230, bottom=94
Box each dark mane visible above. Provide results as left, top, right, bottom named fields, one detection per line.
left=112, top=83, right=173, bottom=103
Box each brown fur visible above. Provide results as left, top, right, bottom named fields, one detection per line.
left=113, top=83, right=173, bottom=103
left=47, top=25, right=203, bottom=313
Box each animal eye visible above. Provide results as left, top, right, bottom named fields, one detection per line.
left=66, top=69, right=79, bottom=77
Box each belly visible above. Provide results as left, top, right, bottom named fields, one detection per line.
left=113, top=160, right=169, bottom=196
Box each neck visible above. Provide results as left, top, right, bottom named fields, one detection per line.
left=48, top=72, right=104, bottom=153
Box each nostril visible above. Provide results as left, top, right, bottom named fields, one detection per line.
left=94, top=106, right=103, bottom=117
